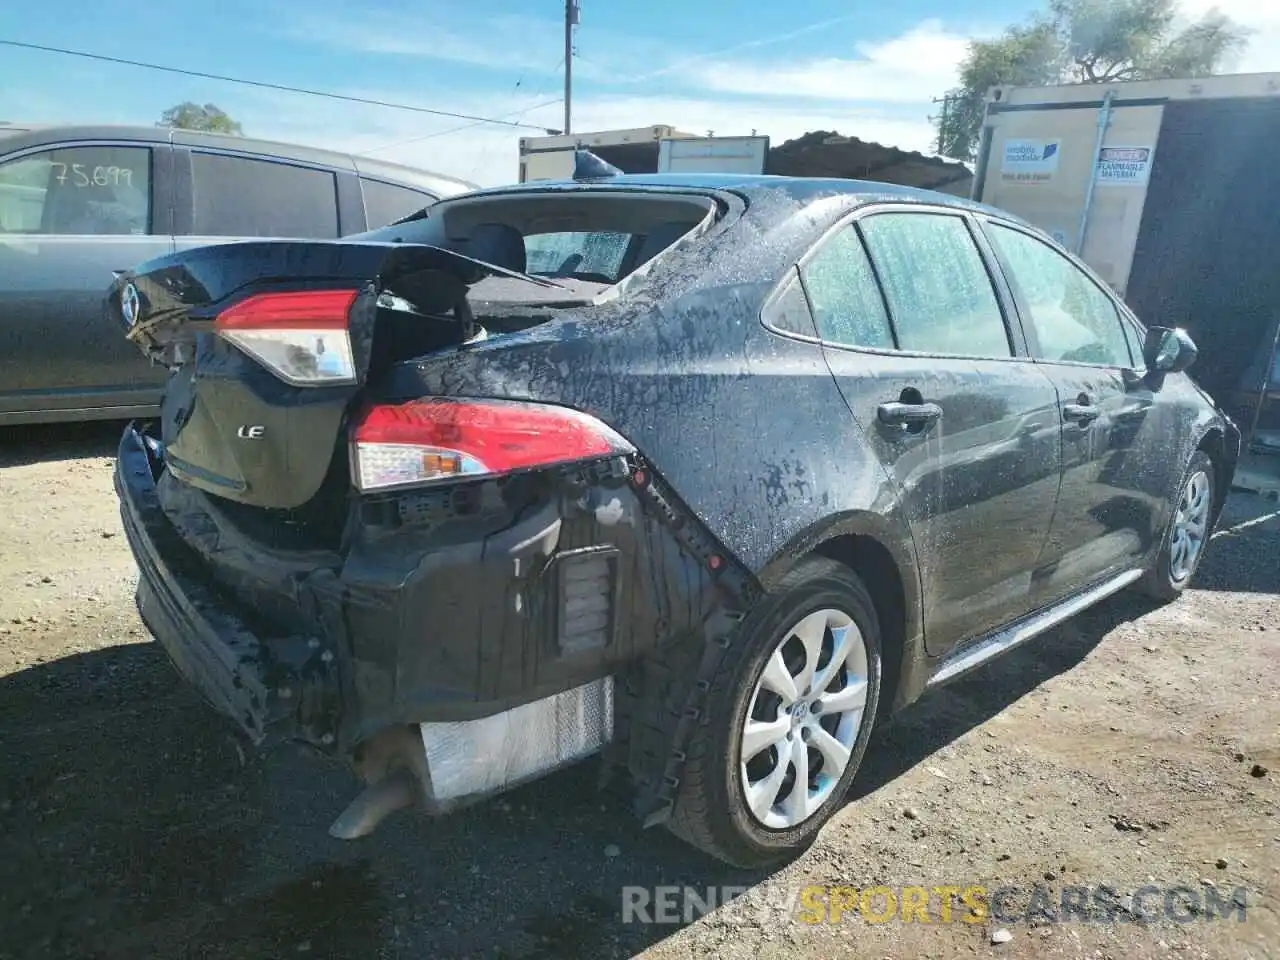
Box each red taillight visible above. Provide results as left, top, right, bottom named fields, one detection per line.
left=215, top=289, right=359, bottom=385
left=350, top=398, right=634, bottom=492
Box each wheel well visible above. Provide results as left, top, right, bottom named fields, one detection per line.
left=814, top=534, right=906, bottom=721
left=1197, top=430, right=1229, bottom=515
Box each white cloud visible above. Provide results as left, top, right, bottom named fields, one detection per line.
left=280, top=7, right=979, bottom=101
left=612, top=14, right=864, bottom=83
left=283, top=13, right=570, bottom=75
left=1, top=15, right=973, bottom=189
left=1180, top=0, right=1280, bottom=28
left=221, top=16, right=978, bottom=187
left=682, top=20, right=976, bottom=103
left=280, top=10, right=683, bottom=85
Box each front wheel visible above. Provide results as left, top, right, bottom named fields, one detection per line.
left=1136, top=450, right=1216, bottom=601
left=665, top=556, right=882, bottom=868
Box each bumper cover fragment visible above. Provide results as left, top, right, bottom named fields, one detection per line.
left=115, top=425, right=339, bottom=746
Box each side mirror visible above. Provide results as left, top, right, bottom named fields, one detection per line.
left=1143, top=326, right=1198, bottom=375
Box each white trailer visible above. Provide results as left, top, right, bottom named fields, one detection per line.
left=970, top=72, right=1280, bottom=485
left=518, top=126, right=769, bottom=182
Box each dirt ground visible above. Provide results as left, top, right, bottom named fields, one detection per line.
left=1, top=421, right=1277, bottom=960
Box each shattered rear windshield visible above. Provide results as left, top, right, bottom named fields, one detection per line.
left=361, top=189, right=718, bottom=292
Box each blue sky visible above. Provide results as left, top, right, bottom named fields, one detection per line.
left=1, top=0, right=1275, bottom=186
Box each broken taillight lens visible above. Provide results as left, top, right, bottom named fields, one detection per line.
left=350, top=398, right=635, bottom=492
left=215, top=289, right=360, bottom=386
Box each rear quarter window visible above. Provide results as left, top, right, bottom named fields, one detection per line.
left=361, top=178, right=433, bottom=229
left=762, top=268, right=818, bottom=338
left=799, top=225, right=894, bottom=350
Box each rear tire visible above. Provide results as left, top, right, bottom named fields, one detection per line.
left=666, top=556, right=882, bottom=868
left=1136, top=450, right=1215, bottom=601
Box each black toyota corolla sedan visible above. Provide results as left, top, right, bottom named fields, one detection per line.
left=108, top=159, right=1238, bottom=868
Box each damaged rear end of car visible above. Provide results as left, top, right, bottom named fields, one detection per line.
left=109, top=185, right=751, bottom=838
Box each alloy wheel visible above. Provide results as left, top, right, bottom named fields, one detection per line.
left=1169, top=469, right=1211, bottom=583
left=739, top=607, right=869, bottom=830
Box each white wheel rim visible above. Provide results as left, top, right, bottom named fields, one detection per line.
left=739, top=607, right=869, bottom=830
left=1169, top=470, right=1211, bottom=583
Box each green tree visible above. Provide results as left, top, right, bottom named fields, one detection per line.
left=157, top=102, right=244, bottom=135
left=934, top=0, right=1249, bottom=161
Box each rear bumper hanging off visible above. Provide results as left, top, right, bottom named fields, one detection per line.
left=115, top=425, right=339, bottom=746
left=114, top=421, right=745, bottom=828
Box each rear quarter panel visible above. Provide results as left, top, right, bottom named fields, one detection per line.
left=384, top=186, right=925, bottom=649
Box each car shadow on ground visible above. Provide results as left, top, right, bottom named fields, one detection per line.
left=0, top=593, right=1167, bottom=960
left=0, top=421, right=128, bottom=469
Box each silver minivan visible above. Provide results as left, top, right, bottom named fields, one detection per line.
left=0, top=123, right=474, bottom=425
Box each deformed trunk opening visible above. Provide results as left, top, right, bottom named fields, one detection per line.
left=110, top=189, right=721, bottom=517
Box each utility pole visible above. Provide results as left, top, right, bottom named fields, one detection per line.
left=929, top=94, right=953, bottom=156
left=564, top=0, right=579, bottom=136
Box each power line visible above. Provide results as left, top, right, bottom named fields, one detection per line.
left=361, top=97, right=563, bottom=153
left=362, top=54, right=568, bottom=155
left=0, top=38, right=562, bottom=132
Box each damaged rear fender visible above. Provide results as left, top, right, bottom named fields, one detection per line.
left=323, top=458, right=765, bottom=834
left=754, top=508, right=927, bottom=715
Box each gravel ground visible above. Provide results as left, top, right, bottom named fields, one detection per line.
left=0, top=422, right=1277, bottom=960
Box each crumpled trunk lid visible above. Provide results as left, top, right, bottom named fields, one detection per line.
left=108, top=239, right=545, bottom=511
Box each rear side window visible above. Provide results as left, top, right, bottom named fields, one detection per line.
left=986, top=222, right=1132, bottom=367
left=799, top=225, right=894, bottom=349
left=361, top=178, right=433, bottom=229
left=191, top=153, right=339, bottom=238
left=0, top=145, right=151, bottom=236
left=763, top=269, right=818, bottom=337
left=859, top=212, right=1011, bottom=358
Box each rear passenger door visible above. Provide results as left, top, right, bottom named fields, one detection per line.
left=980, top=218, right=1162, bottom=599
left=172, top=150, right=346, bottom=253
left=798, top=207, right=1062, bottom=656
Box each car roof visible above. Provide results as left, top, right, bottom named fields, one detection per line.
left=460, top=172, right=1023, bottom=224
left=0, top=123, right=476, bottom=194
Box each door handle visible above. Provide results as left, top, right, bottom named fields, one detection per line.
left=877, top=401, right=943, bottom=427
left=1062, top=402, right=1099, bottom=424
